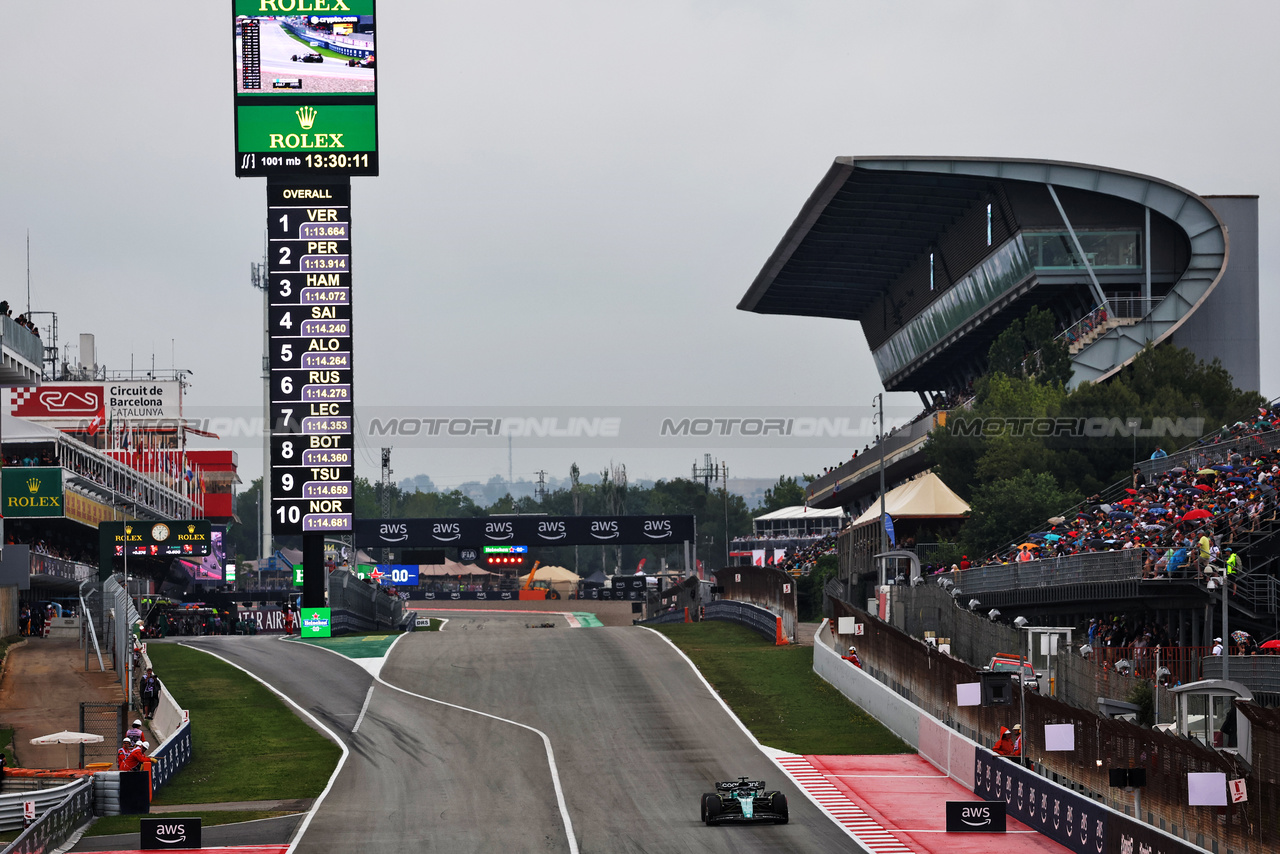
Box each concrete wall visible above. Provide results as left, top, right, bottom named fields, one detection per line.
left=1171, top=195, right=1259, bottom=393
left=814, top=620, right=978, bottom=780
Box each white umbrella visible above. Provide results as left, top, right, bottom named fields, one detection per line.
left=30, top=731, right=105, bottom=769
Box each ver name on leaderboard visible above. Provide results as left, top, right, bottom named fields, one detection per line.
left=268, top=180, right=354, bottom=534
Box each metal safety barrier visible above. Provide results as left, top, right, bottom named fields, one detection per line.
left=702, top=600, right=780, bottom=642
left=0, top=777, right=93, bottom=852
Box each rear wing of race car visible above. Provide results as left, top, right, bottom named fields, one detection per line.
left=716, top=779, right=766, bottom=791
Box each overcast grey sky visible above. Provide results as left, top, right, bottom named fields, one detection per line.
left=3, top=1, right=1277, bottom=492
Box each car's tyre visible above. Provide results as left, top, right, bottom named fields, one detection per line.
left=770, top=792, right=788, bottom=824
left=292, top=55, right=299, bottom=61
left=703, top=793, right=721, bottom=825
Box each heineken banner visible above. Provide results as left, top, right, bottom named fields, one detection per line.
left=2, top=467, right=64, bottom=518
left=300, top=607, right=332, bottom=637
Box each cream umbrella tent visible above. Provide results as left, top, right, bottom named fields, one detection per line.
left=30, top=730, right=104, bottom=769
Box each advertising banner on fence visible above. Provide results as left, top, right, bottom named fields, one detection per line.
left=2, top=467, right=63, bottom=518
left=353, top=515, right=695, bottom=548
left=973, top=750, right=1106, bottom=854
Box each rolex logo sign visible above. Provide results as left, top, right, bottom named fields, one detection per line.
left=296, top=106, right=317, bottom=130
left=3, top=467, right=64, bottom=517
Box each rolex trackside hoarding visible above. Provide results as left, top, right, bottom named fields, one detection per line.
left=2, top=467, right=64, bottom=518
left=233, top=0, right=378, bottom=177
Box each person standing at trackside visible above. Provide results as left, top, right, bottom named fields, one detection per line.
left=1225, top=547, right=1240, bottom=594
left=118, top=737, right=134, bottom=770
left=993, top=726, right=1016, bottom=756
left=1011, top=723, right=1023, bottom=758
left=139, top=667, right=161, bottom=721
left=126, top=718, right=144, bottom=743
left=1212, top=637, right=1224, bottom=656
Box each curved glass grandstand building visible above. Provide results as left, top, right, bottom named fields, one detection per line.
left=739, top=157, right=1258, bottom=395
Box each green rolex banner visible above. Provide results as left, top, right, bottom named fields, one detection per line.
left=3, top=467, right=64, bottom=518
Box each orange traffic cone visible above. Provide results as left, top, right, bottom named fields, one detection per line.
left=684, top=607, right=691, bottom=623
left=775, top=617, right=789, bottom=646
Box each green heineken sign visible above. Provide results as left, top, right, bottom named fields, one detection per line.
left=233, top=0, right=378, bottom=177
left=300, top=607, right=332, bottom=637
left=2, top=467, right=63, bottom=518
left=292, top=565, right=305, bottom=586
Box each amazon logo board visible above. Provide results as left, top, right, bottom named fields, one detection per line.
left=974, top=750, right=1104, bottom=854
left=945, top=801, right=1006, bottom=833
left=141, top=817, right=201, bottom=849
left=353, top=516, right=695, bottom=548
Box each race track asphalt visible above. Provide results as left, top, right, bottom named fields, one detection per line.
left=182, top=613, right=868, bottom=853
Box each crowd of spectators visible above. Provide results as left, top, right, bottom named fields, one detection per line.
left=5, top=448, right=57, bottom=467
left=5, top=524, right=95, bottom=565
left=963, top=408, right=1280, bottom=576
left=0, top=301, right=41, bottom=337
left=775, top=531, right=839, bottom=575
left=814, top=388, right=975, bottom=480
left=1061, top=305, right=1108, bottom=348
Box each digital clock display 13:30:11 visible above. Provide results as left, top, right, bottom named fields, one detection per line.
left=305, top=153, right=371, bottom=169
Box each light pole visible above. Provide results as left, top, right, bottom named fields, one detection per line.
left=1127, top=418, right=1140, bottom=464
left=874, top=394, right=887, bottom=575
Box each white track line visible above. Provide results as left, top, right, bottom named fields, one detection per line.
left=637, top=627, right=883, bottom=851
left=351, top=685, right=374, bottom=733
left=177, top=642, right=349, bottom=854
left=288, top=633, right=580, bottom=854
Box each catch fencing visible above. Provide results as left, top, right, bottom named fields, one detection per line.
left=826, top=592, right=1274, bottom=853
left=713, top=566, right=797, bottom=642
left=102, top=575, right=140, bottom=701
left=78, top=702, right=126, bottom=769
left=328, top=569, right=404, bottom=633
left=0, top=777, right=93, bottom=853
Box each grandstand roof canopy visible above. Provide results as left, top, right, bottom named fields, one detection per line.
left=739, top=159, right=993, bottom=320
left=753, top=505, right=844, bottom=522
left=852, top=472, right=969, bottom=526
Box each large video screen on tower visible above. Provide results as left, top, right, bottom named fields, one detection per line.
left=233, top=0, right=378, bottom=177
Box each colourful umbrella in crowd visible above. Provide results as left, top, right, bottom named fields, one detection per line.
left=1182, top=509, right=1213, bottom=521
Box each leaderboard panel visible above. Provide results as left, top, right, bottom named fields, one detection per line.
left=268, top=178, right=354, bottom=535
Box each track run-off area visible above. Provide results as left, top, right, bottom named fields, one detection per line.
left=178, top=610, right=868, bottom=853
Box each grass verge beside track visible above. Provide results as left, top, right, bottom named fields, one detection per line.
left=146, top=644, right=342, bottom=805
left=84, top=810, right=300, bottom=837
left=654, top=622, right=910, bottom=756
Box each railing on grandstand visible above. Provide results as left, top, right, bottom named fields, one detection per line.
left=29, top=552, right=94, bottom=583
left=1136, top=427, right=1280, bottom=481
left=1, top=314, right=45, bottom=368
left=949, top=550, right=1143, bottom=596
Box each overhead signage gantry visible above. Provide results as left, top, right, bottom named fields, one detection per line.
left=234, top=0, right=378, bottom=607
